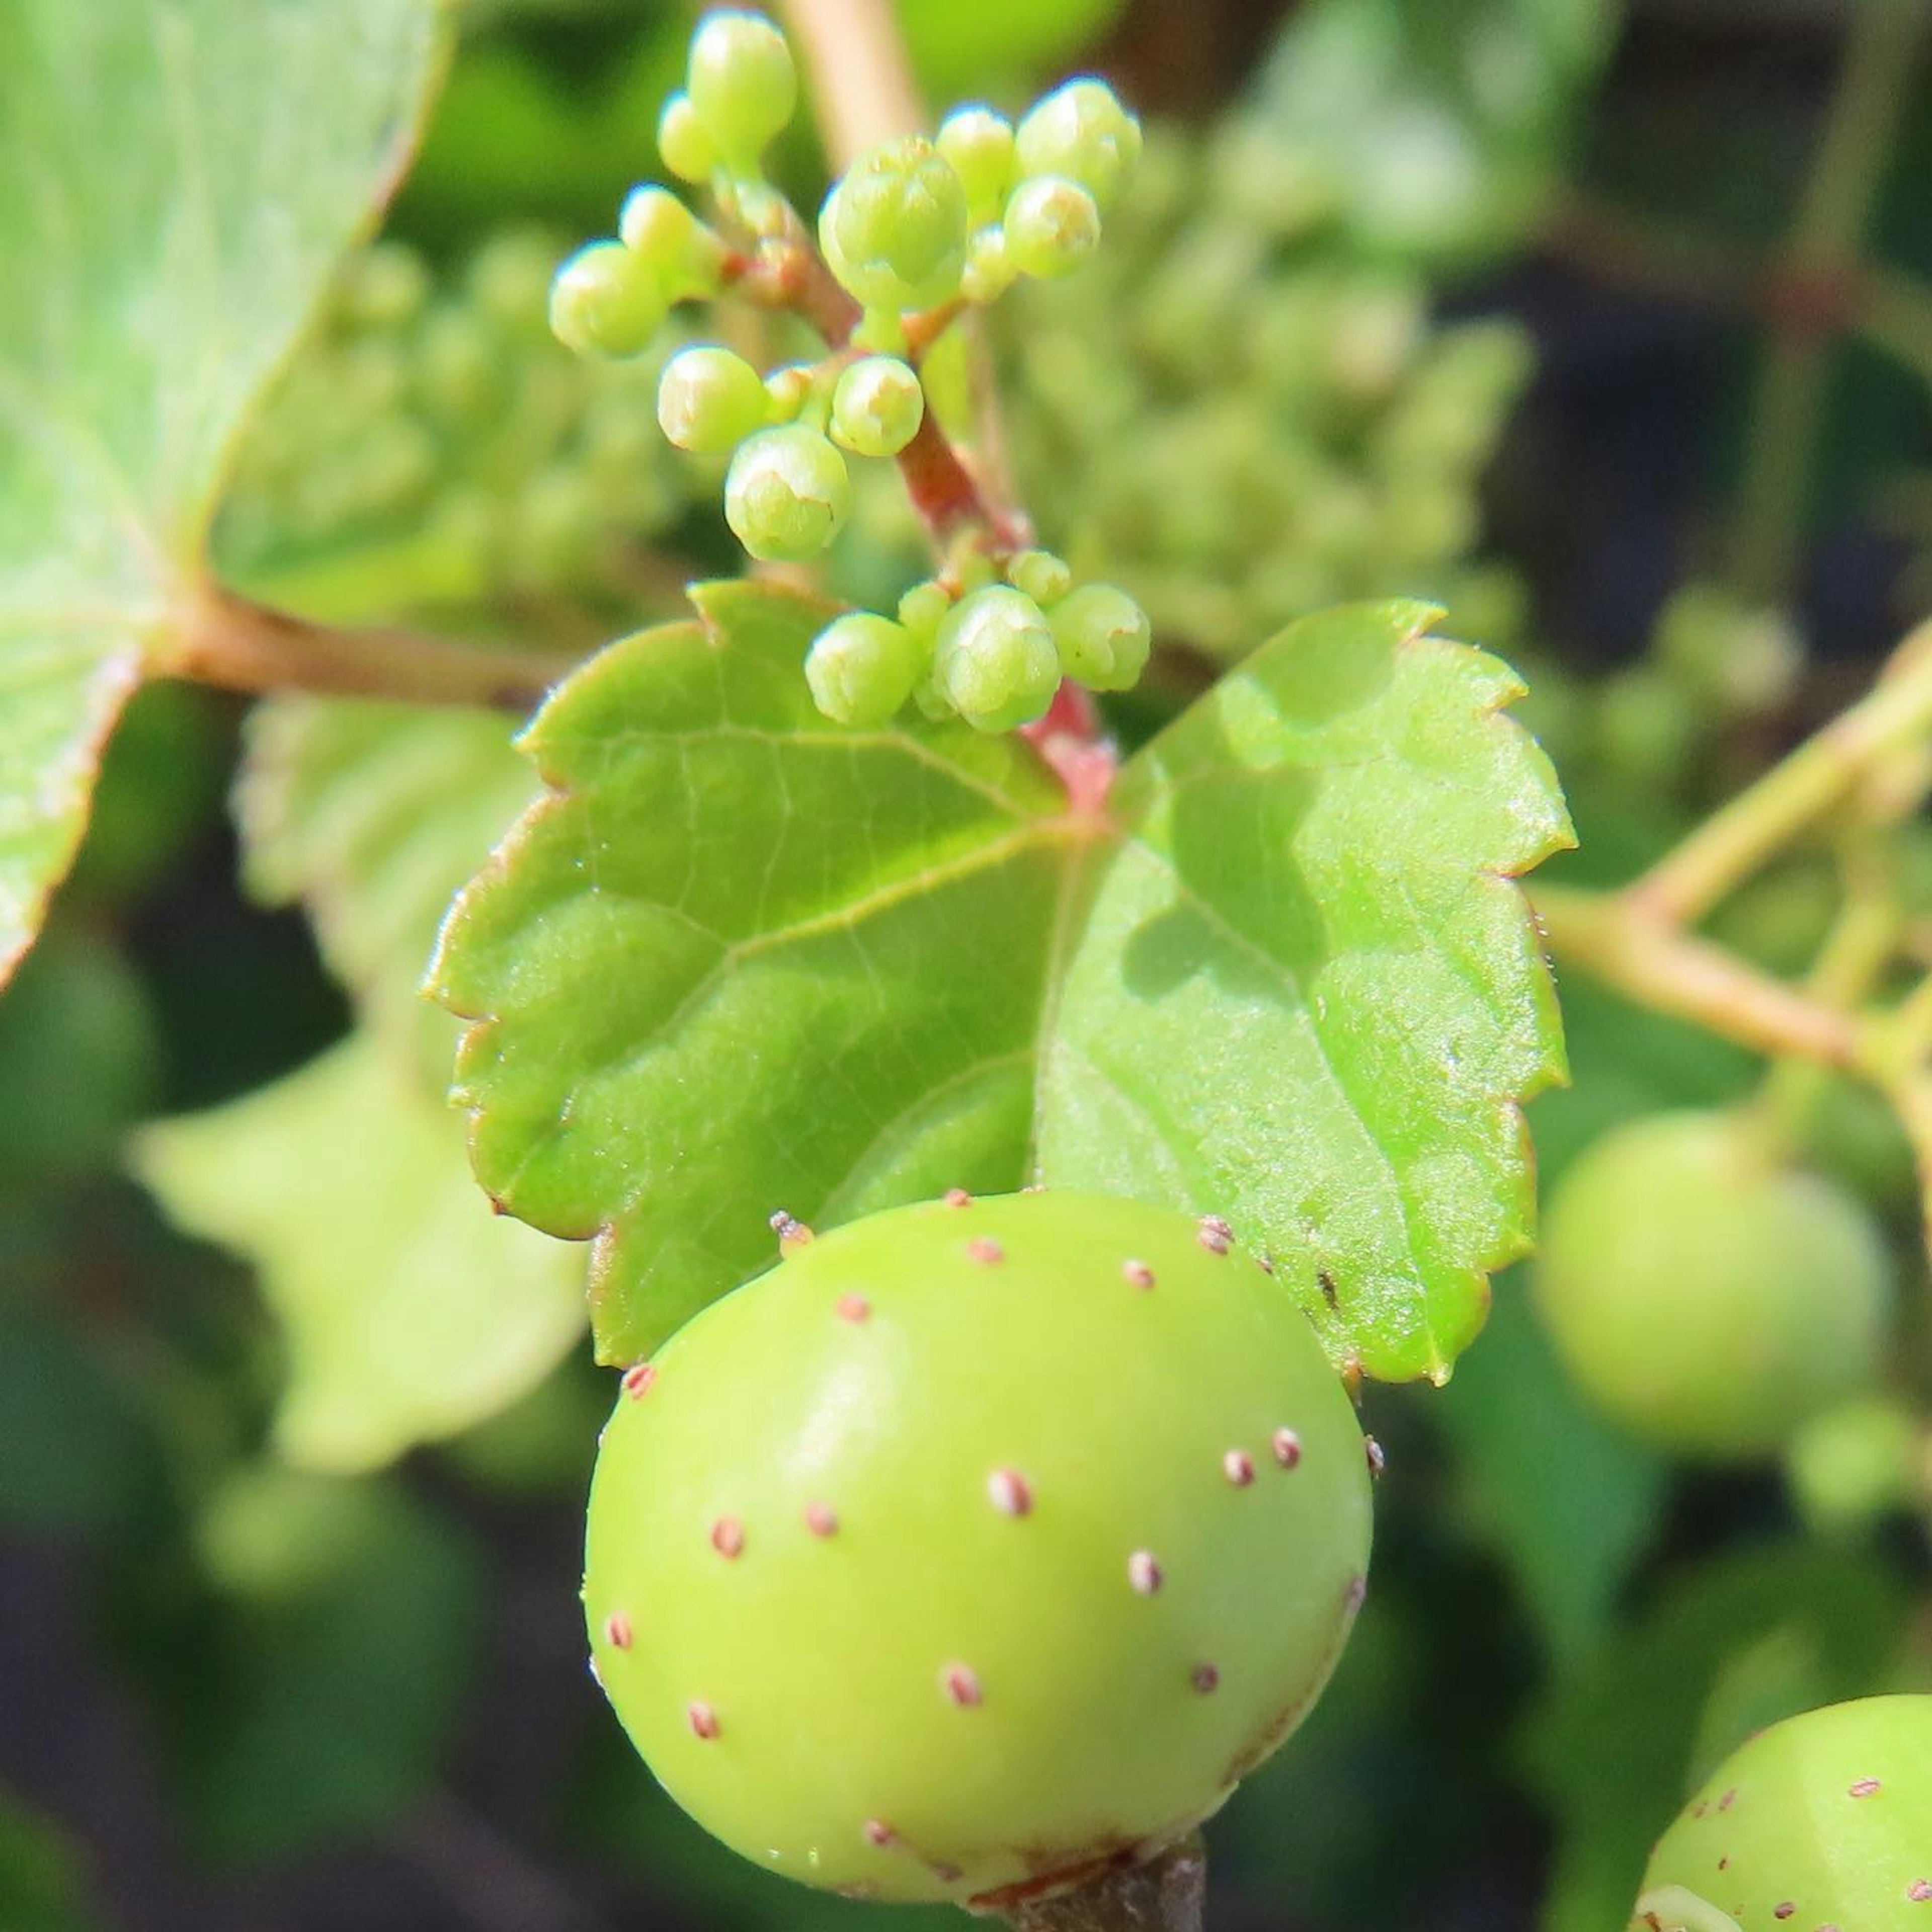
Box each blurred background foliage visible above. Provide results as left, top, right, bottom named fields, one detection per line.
left=5, top=0, right=1932, bottom=1927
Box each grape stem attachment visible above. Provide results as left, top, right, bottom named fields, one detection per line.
left=994, top=1837, right=1207, bottom=1932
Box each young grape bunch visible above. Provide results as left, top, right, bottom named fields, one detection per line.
left=542, top=6, right=1159, bottom=734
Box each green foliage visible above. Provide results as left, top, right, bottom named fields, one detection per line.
left=134, top=1034, right=584, bottom=1473
left=582, top=1190, right=1372, bottom=1903
left=0, top=1793, right=104, bottom=1932
left=0, top=0, right=444, bottom=982
left=431, top=585, right=1568, bottom=1380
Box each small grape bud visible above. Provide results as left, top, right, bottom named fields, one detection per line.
left=830, top=356, right=925, bottom=458
left=657, top=346, right=771, bottom=452
left=686, top=10, right=798, bottom=165
left=1003, top=176, right=1102, bottom=279
left=548, top=240, right=665, bottom=358
left=960, top=224, right=1015, bottom=304
left=933, top=586, right=1062, bottom=733
left=725, top=425, right=852, bottom=561
left=1048, top=583, right=1152, bottom=692
left=1015, top=77, right=1142, bottom=212
left=898, top=580, right=952, bottom=640
left=805, top=613, right=921, bottom=726
left=659, top=92, right=721, bottom=185
left=619, top=186, right=722, bottom=297
left=819, top=137, right=970, bottom=312
left=1008, top=550, right=1073, bottom=608
left=937, top=107, right=1016, bottom=224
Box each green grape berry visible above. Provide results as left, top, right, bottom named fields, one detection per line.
left=686, top=10, right=797, bottom=166
left=724, top=425, right=852, bottom=561
left=932, top=585, right=1062, bottom=732
left=1532, top=1111, right=1892, bottom=1460
left=819, top=137, right=970, bottom=312
left=582, top=1190, right=1373, bottom=1906
left=937, top=107, right=1016, bottom=223
left=548, top=240, right=665, bottom=358
left=1049, top=583, right=1153, bottom=691
left=804, top=613, right=921, bottom=726
left=658, top=346, right=771, bottom=453
left=1015, top=78, right=1142, bottom=213
left=829, top=356, right=925, bottom=458
left=1003, top=176, right=1102, bottom=279
left=660, top=92, right=722, bottom=185
left=619, top=186, right=721, bottom=297
left=898, top=580, right=952, bottom=640
left=1007, top=549, right=1073, bottom=607
left=961, top=224, right=1016, bottom=304
left=1631, top=1696, right=1932, bottom=1930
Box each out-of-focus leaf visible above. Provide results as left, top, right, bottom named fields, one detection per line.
left=1040, top=598, right=1573, bottom=1381
left=161, top=1466, right=481, bottom=1866
left=1435, top=1283, right=1666, bottom=1667
left=1252, top=0, right=1620, bottom=265
left=0, top=1790, right=104, bottom=1932
left=1527, top=1542, right=1911, bottom=1932
left=0, top=926, right=157, bottom=1183
left=432, top=587, right=1569, bottom=1381
left=0, top=0, right=446, bottom=983
left=894, top=0, right=1129, bottom=97
left=237, top=697, right=541, bottom=1077
left=133, top=1033, right=583, bottom=1474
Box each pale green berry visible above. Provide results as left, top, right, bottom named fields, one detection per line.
left=1050, top=583, right=1152, bottom=691
left=723, top=425, right=851, bottom=561
left=1008, top=549, right=1073, bottom=607
left=548, top=241, right=665, bottom=357
left=898, top=580, right=952, bottom=640
left=933, top=585, right=1062, bottom=732
left=686, top=10, right=797, bottom=164
left=1533, top=1110, right=1892, bottom=1459
left=961, top=224, right=1016, bottom=304
left=819, top=137, right=970, bottom=312
left=804, top=613, right=921, bottom=726
left=762, top=363, right=813, bottom=421
left=659, top=92, right=720, bottom=185
left=829, top=356, right=925, bottom=458
left=582, top=1190, right=1373, bottom=1904
left=657, top=346, right=770, bottom=452
left=1003, top=175, right=1102, bottom=278
left=618, top=186, right=721, bottom=296
left=1632, top=1697, right=1932, bottom=1929
left=937, top=106, right=1016, bottom=223
left=1015, top=77, right=1142, bottom=211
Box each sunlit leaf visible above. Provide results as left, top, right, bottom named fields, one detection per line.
left=433, top=586, right=1568, bottom=1380
left=0, top=0, right=445, bottom=982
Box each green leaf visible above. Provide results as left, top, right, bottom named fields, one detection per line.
left=0, top=0, right=445, bottom=983
left=431, top=581, right=1086, bottom=1360
left=134, top=1033, right=583, bottom=1474
left=1526, top=1542, right=1912, bottom=1932
left=1253, top=0, right=1618, bottom=265
left=237, top=696, right=544, bottom=1076
left=1039, top=599, right=1572, bottom=1380
left=434, top=587, right=1568, bottom=1378
left=0, top=1789, right=105, bottom=1932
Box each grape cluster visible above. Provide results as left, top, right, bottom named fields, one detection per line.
left=546, top=8, right=1153, bottom=733
left=219, top=233, right=692, bottom=615
left=991, top=119, right=1535, bottom=660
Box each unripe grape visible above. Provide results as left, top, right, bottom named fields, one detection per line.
left=659, top=92, right=721, bottom=185
left=804, top=613, right=921, bottom=726
left=1049, top=583, right=1152, bottom=691
left=657, top=346, right=770, bottom=452
left=1003, top=175, right=1102, bottom=279
left=724, top=425, right=851, bottom=560
left=961, top=224, right=1016, bottom=304
left=1007, top=549, right=1072, bottom=607
left=1632, top=1697, right=1932, bottom=1929
left=618, top=186, right=720, bottom=297
left=898, top=580, right=952, bottom=640
left=582, top=1190, right=1373, bottom=1905
left=761, top=363, right=814, bottom=422
left=937, top=106, right=1017, bottom=223
left=685, top=10, right=797, bottom=164
left=1015, top=78, right=1142, bottom=212
left=819, top=137, right=970, bottom=312
left=829, top=356, right=924, bottom=458
left=1532, top=1111, right=1892, bottom=1460
left=548, top=241, right=665, bottom=358
left=932, top=586, right=1062, bottom=732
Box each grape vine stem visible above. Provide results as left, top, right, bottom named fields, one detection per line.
left=150, top=580, right=579, bottom=713
left=994, top=1838, right=1207, bottom=1932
